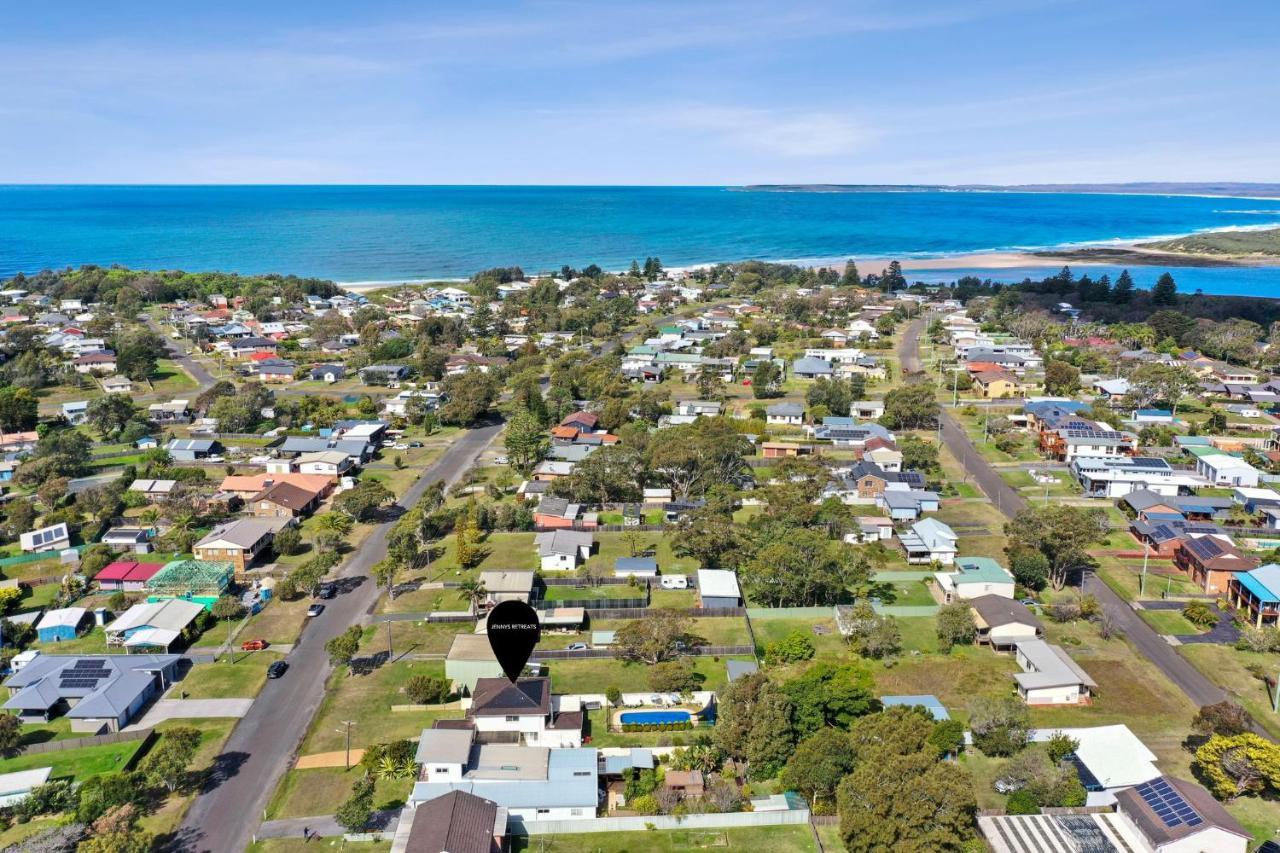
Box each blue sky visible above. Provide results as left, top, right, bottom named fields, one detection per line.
left=2, top=0, right=1277, bottom=184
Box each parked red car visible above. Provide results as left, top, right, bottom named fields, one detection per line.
left=241, top=639, right=269, bottom=651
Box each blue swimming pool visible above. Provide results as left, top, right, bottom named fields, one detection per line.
left=619, top=709, right=693, bottom=725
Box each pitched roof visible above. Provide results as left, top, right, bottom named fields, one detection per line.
left=1114, top=775, right=1248, bottom=845
left=969, top=594, right=1042, bottom=631
left=250, top=480, right=320, bottom=510
left=195, top=518, right=284, bottom=549
left=469, top=678, right=550, bottom=717
left=406, top=790, right=500, bottom=853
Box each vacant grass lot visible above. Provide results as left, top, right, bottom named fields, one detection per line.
left=751, top=615, right=846, bottom=657
left=267, top=766, right=413, bottom=820
left=241, top=596, right=315, bottom=645
left=177, top=651, right=285, bottom=699
left=509, top=825, right=818, bottom=853
left=141, top=719, right=237, bottom=838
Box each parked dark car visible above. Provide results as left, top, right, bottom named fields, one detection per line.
left=317, top=583, right=336, bottom=600
left=267, top=661, right=288, bottom=679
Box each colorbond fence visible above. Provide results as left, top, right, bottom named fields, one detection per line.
left=513, top=807, right=811, bottom=835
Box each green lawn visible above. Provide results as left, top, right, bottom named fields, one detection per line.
left=302, top=632, right=457, bottom=753
left=241, top=596, right=313, bottom=645
left=0, top=737, right=148, bottom=782
left=547, top=655, right=741, bottom=695
left=544, top=584, right=646, bottom=603
left=177, top=651, right=285, bottom=699
left=1139, top=609, right=1203, bottom=636
left=266, top=766, right=413, bottom=820
left=1180, top=643, right=1280, bottom=740
left=751, top=616, right=847, bottom=658
left=510, top=825, right=817, bottom=853
left=586, top=531, right=701, bottom=576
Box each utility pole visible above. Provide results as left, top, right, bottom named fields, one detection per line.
left=952, top=368, right=960, bottom=408
left=338, top=720, right=356, bottom=770
left=386, top=620, right=394, bottom=660
left=1140, top=541, right=1150, bottom=597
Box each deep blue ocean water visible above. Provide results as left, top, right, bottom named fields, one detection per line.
left=2, top=185, right=1280, bottom=295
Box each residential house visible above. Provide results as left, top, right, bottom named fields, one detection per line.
left=1014, top=639, right=1097, bottom=705
left=1071, top=456, right=1203, bottom=499
left=401, top=790, right=505, bottom=853
left=791, top=357, right=834, bottom=379
left=95, top=562, right=164, bottom=593
left=531, top=460, right=575, bottom=481
left=1175, top=536, right=1261, bottom=594
left=148, top=400, right=191, bottom=424
left=294, top=450, right=358, bottom=478
left=765, top=403, right=804, bottom=426
left=360, top=364, right=410, bottom=384
left=934, top=557, right=1015, bottom=602
left=309, top=364, right=346, bottom=383
left=760, top=442, right=818, bottom=459
left=844, top=516, right=894, bottom=544
left=253, top=359, right=297, bottom=383
left=408, top=728, right=598, bottom=823
left=61, top=401, right=88, bottom=425
left=1111, top=776, right=1250, bottom=853
left=104, top=599, right=205, bottom=652
left=534, top=530, right=594, bottom=571
left=100, top=526, right=155, bottom=554
left=696, top=569, right=742, bottom=608
left=193, top=518, right=289, bottom=575
left=218, top=473, right=333, bottom=501
left=1228, top=563, right=1280, bottom=628
left=466, top=677, right=583, bottom=748
left=20, top=523, right=70, bottom=554
left=972, top=370, right=1025, bottom=399
left=248, top=480, right=324, bottom=519
left=100, top=375, right=133, bottom=394
left=849, top=400, right=885, bottom=420
left=72, top=352, right=117, bottom=374
left=128, top=479, right=178, bottom=501
left=970, top=595, right=1043, bottom=651
left=476, top=571, right=535, bottom=609
left=879, top=489, right=941, bottom=522
left=2, top=654, right=182, bottom=732
left=1193, top=452, right=1262, bottom=487
left=899, top=518, right=958, bottom=565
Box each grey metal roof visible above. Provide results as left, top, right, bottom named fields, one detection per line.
left=3, top=654, right=180, bottom=718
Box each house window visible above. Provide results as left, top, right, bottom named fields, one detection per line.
left=570, top=809, right=584, bottom=816
left=573, top=770, right=591, bottom=777
left=505, top=715, right=519, bottom=722
left=536, top=809, right=551, bottom=815
left=432, top=766, right=449, bottom=774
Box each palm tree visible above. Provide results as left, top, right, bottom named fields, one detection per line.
left=458, top=579, right=488, bottom=615
left=315, top=512, right=354, bottom=539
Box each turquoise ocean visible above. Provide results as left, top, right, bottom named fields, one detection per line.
left=2, top=185, right=1280, bottom=295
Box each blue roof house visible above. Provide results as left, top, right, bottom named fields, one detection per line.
left=1229, top=563, right=1280, bottom=629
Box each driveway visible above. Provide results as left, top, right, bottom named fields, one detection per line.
left=128, top=698, right=253, bottom=730
left=175, top=419, right=505, bottom=853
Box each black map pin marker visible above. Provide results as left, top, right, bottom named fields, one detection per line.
left=486, top=600, right=541, bottom=684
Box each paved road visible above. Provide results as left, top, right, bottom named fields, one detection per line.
left=176, top=419, right=505, bottom=853
left=146, top=317, right=217, bottom=391
left=899, top=317, right=1229, bottom=710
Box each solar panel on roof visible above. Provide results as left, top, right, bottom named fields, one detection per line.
left=1134, top=778, right=1203, bottom=828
